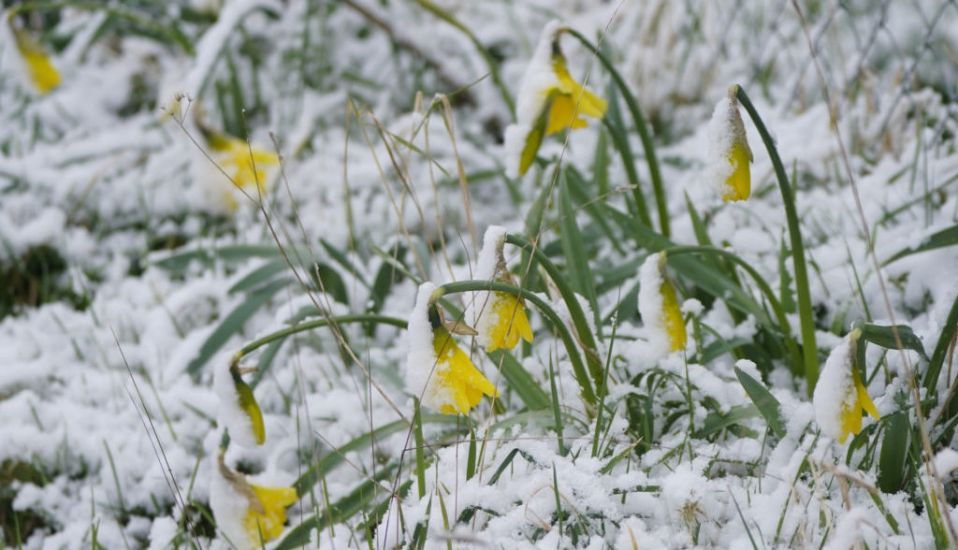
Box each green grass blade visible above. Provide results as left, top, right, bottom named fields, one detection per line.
left=734, top=367, right=786, bottom=438
left=566, top=29, right=669, bottom=237
left=558, top=172, right=599, bottom=327
left=859, top=322, right=929, bottom=361
left=735, top=86, right=818, bottom=392
left=923, top=292, right=958, bottom=392
left=883, top=224, right=958, bottom=265
left=187, top=278, right=288, bottom=379
left=487, top=350, right=550, bottom=410
left=877, top=411, right=911, bottom=493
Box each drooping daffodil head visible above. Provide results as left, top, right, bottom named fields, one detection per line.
left=504, top=21, right=608, bottom=177
left=214, top=361, right=265, bottom=448
left=468, top=226, right=534, bottom=352
left=813, top=329, right=880, bottom=443
left=707, top=85, right=751, bottom=202
left=3, top=14, right=60, bottom=95
left=637, top=252, right=687, bottom=357
left=206, top=133, right=279, bottom=210
left=210, top=452, right=298, bottom=550
left=406, top=282, right=498, bottom=415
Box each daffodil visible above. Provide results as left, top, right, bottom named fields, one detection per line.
left=813, top=330, right=880, bottom=443
left=468, top=226, right=534, bottom=352
left=211, top=453, right=298, bottom=550
left=707, top=86, right=751, bottom=202
left=504, top=21, right=607, bottom=177
left=638, top=252, right=686, bottom=355
left=406, top=282, right=498, bottom=415
left=207, top=133, right=279, bottom=210
left=483, top=292, right=534, bottom=351
left=214, top=362, right=265, bottom=448
left=6, top=17, right=60, bottom=95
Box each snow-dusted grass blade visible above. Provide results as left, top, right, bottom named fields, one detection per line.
left=734, top=367, right=786, bottom=438
left=883, top=224, right=958, bottom=265
left=186, top=278, right=287, bottom=379
left=923, top=292, right=958, bottom=392
left=293, top=415, right=464, bottom=497
left=227, top=260, right=288, bottom=294
left=858, top=322, right=929, bottom=361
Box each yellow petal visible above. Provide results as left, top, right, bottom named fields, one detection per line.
left=837, top=369, right=879, bottom=443
left=544, top=56, right=607, bottom=136
left=721, top=140, right=751, bottom=202
left=546, top=94, right=590, bottom=135
left=660, top=278, right=686, bottom=352
left=432, top=328, right=498, bottom=415
left=244, top=485, right=298, bottom=544
left=13, top=29, right=60, bottom=95
left=485, top=292, right=534, bottom=352
left=855, top=370, right=880, bottom=420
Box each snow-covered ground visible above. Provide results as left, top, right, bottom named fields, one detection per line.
left=1, top=1, right=958, bottom=548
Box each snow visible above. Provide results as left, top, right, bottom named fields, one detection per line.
left=1, top=1, right=957, bottom=548
left=404, top=282, right=442, bottom=410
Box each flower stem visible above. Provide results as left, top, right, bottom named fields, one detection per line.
left=734, top=86, right=818, bottom=392
left=233, top=314, right=407, bottom=361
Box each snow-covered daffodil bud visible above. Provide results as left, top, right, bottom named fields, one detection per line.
left=638, top=252, right=686, bottom=356
left=206, top=132, right=279, bottom=210
left=5, top=15, right=60, bottom=95
left=813, top=329, right=880, bottom=443
left=406, top=282, right=498, bottom=415
left=210, top=452, right=298, bottom=550
left=215, top=362, right=265, bottom=447
left=708, top=86, right=751, bottom=202
left=504, top=21, right=607, bottom=177
left=469, top=226, right=534, bottom=352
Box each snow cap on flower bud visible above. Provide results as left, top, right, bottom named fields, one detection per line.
left=638, top=252, right=686, bottom=357
left=707, top=85, right=751, bottom=202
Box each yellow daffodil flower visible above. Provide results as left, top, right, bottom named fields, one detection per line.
left=207, top=134, right=279, bottom=209
left=470, top=226, right=534, bottom=352
left=483, top=292, right=534, bottom=352
left=211, top=453, right=297, bottom=550
left=709, top=86, right=751, bottom=202
left=638, top=252, right=687, bottom=355
left=244, top=484, right=298, bottom=543
left=432, top=326, right=499, bottom=415
left=813, top=329, right=881, bottom=443
left=9, top=22, right=60, bottom=95
left=407, top=282, right=499, bottom=415
left=543, top=57, right=608, bottom=135
left=505, top=22, right=607, bottom=177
